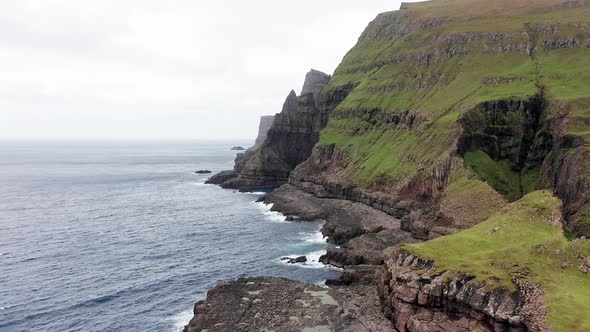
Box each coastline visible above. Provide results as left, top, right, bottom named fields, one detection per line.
left=182, top=182, right=413, bottom=331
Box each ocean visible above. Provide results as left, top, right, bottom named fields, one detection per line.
left=0, top=140, right=340, bottom=332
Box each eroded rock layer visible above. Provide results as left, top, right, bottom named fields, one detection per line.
left=183, top=276, right=396, bottom=332
left=379, top=248, right=528, bottom=332
left=207, top=69, right=333, bottom=191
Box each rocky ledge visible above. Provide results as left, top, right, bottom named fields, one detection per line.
left=263, top=184, right=416, bottom=256
left=378, top=247, right=547, bottom=332
left=183, top=276, right=395, bottom=332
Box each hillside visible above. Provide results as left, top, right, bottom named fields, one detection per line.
left=291, top=0, right=590, bottom=237
left=194, top=1, right=590, bottom=331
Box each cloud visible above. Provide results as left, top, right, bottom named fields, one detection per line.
left=0, top=0, right=421, bottom=140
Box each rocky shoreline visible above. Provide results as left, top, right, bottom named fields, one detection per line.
left=183, top=275, right=395, bottom=332
left=185, top=0, right=590, bottom=330
left=183, top=183, right=554, bottom=332
left=183, top=183, right=409, bottom=332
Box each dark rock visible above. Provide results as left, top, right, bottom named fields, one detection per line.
left=281, top=90, right=298, bottom=113
left=320, top=229, right=419, bottom=268
left=264, top=184, right=406, bottom=243
left=205, top=170, right=236, bottom=185
left=183, top=276, right=396, bottom=332
left=194, top=170, right=212, bottom=174
left=281, top=255, right=307, bottom=264
left=301, top=69, right=331, bottom=108
left=377, top=247, right=542, bottom=332
left=326, top=265, right=383, bottom=286
left=230, top=146, right=245, bottom=151
left=209, top=69, right=332, bottom=191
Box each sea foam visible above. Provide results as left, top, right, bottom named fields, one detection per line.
left=167, top=309, right=194, bottom=332
left=255, top=202, right=287, bottom=223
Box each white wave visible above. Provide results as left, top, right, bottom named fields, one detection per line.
left=167, top=309, right=194, bottom=332
left=255, top=202, right=287, bottom=223
left=241, top=191, right=267, bottom=195
left=314, top=280, right=330, bottom=288
left=277, top=250, right=340, bottom=270
left=300, top=229, right=327, bottom=244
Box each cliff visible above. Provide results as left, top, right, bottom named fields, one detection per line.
left=207, top=69, right=333, bottom=191
left=194, top=0, right=590, bottom=330
left=301, top=69, right=332, bottom=108
left=386, top=191, right=590, bottom=331
left=288, top=0, right=590, bottom=238
left=254, top=115, right=275, bottom=145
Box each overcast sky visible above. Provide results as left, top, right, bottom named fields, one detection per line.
left=0, top=0, right=421, bottom=140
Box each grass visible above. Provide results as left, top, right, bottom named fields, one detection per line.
left=318, top=0, right=590, bottom=194
left=464, top=150, right=522, bottom=202
left=403, top=190, right=590, bottom=331
left=313, top=2, right=590, bottom=328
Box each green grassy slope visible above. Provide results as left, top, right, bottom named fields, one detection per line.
left=403, top=191, right=590, bottom=331
left=319, top=0, right=590, bottom=192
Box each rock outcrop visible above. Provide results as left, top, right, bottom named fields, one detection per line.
left=301, top=69, right=331, bottom=108
left=281, top=90, right=298, bottom=113
left=183, top=276, right=395, bottom=332
left=264, top=184, right=409, bottom=244
left=208, top=69, right=332, bottom=191
left=378, top=248, right=532, bottom=332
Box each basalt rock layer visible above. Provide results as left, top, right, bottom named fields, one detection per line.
left=379, top=248, right=530, bottom=332
left=207, top=69, right=334, bottom=191
left=183, top=276, right=396, bottom=332
left=392, top=191, right=590, bottom=331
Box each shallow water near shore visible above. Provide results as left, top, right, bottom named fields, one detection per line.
left=0, top=140, right=340, bottom=332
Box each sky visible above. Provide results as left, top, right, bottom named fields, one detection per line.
left=0, top=0, right=423, bottom=140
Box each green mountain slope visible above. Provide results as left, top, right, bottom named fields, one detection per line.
left=316, top=0, right=590, bottom=235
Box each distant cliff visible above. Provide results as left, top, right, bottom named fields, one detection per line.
left=254, top=115, right=275, bottom=145
left=207, top=69, right=333, bottom=190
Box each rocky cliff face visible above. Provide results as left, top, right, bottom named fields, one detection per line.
left=195, top=1, right=590, bottom=331
left=378, top=248, right=538, bottom=332
left=208, top=69, right=333, bottom=191
left=301, top=69, right=331, bottom=108
left=254, top=115, right=275, bottom=145
left=281, top=89, right=298, bottom=113
left=287, top=0, right=590, bottom=238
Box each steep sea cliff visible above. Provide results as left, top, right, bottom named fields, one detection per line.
left=190, top=0, right=590, bottom=331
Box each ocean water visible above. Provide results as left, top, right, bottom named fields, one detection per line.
left=0, top=141, right=340, bottom=332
